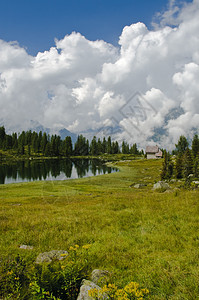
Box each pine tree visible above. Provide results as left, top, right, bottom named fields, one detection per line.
left=183, top=148, right=193, bottom=178
left=175, top=154, right=183, bottom=179
left=122, top=141, right=129, bottom=154
left=90, top=136, right=98, bottom=156
left=97, top=138, right=102, bottom=154
left=44, top=142, right=51, bottom=156
left=192, top=134, right=199, bottom=158
left=193, top=155, right=199, bottom=178
left=41, top=132, right=48, bottom=154
left=102, top=137, right=107, bottom=153
left=107, top=136, right=112, bottom=154
left=175, top=135, right=189, bottom=155
left=12, top=133, right=18, bottom=149
left=63, top=136, right=73, bottom=156
left=160, top=150, right=173, bottom=180
left=130, top=143, right=139, bottom=155
left=74, top=135, right=88, bottom=155
left=0, top=126, right=6, bottom=148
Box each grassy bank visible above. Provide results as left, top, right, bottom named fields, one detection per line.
left=0, top=158, right=199, bottom=299
left=0, top=149, right=143, bottom=163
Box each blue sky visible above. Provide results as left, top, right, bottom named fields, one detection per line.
left=0, top=0, right=175, bottom=55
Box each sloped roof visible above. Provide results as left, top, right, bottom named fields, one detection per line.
left=155, top=150, right=163, bottom=157
left=146, top=145, right=159, bottom=153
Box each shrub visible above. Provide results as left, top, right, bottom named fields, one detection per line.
left=31, top=244, right=92, bottom=299
left=89, top=282, right=149, bottom=300
left=0, top=255, right=30, bottom=299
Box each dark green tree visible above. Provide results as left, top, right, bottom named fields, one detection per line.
left=0, top=126, right=6, bottom=148
left=112, top=141, right=120, bottom=154
left=38, top=131, right=43, bottom=152
left=97, top=138, right=102, bottom=154
left=74, top=135, right=88, bottom=156
left=44, top=142, right=51, bottom=156
left=160, top=150, right=174, bottom=180
left=41, top=132, right=48, bottom=154
left=12, top=133, right=18, bottom=149
left=4, top=135, right=13, bottom=149
left=130, top=143, right=139, bottom=155
left=102, top=137, right=107, bottom=153
left=25, top=130, right=32, bottom=146
left=183, top=148, right=193, bottom=179
left=193, top=155, right=199, bottom=178
left=63, top=136, right=73, bottom=156
left=192, top=134, right=199, bottom=158
left=107, top=136, right=112, bottom=154
left=175, top=154, right=183, bottom=179
left=122, top=141, right=129, bottom=154
left=90, top=136, right=98, bottom=156
left=175, top=135, right=189, bottom=155
left=31, top=132, right=39, bottom=153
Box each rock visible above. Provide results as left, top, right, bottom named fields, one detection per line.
left=134, top=183, right=147, bottom=189
left=19, top=245, right=33, bottom=250
left=170, top=179, right=177, bottom=183
left=188, top=174, right=194, bottom=178
left=91, top=269, right=110, bottom=286
left=153, top=181, right=171, bottom=190
left=193, top=181, right=199, bottom=187
left=77, top=279, right=106, bottom=300
left=35, top=250, right=68, bottom=264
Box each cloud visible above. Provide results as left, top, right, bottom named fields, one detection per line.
left=0, top=0, right=199, bottom=149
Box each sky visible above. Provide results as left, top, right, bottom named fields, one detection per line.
left=1, top=0, right=174, bottom=55
left=0, top=0, right=199, bottom=149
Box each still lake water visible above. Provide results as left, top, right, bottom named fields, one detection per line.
left=0, top=159, right=118, bottom=184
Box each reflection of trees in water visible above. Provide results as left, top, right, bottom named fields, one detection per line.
left=73, top=159, right=89, bottom=178
left=0, top=159, right=117, bottom=184
left=61, top=159, right=73, bottom=178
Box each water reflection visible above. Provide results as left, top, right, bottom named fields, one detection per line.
left=0, top=159, right=118, bottom=184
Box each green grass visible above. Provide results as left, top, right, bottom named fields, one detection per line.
left=0, top=158, right=199, bottom=299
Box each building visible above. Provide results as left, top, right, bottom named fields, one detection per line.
left=146, top=145, right=163, bottom=159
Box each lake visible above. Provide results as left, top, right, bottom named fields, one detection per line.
left=0, top=158, right=118, bottom=184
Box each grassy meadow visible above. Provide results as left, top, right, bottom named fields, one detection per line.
left=0, top=158, right=199, bottom=299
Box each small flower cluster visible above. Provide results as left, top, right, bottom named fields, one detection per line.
left=69, top=244, right=92, bottom=251
left=88, top=282, right=149, bottom=300
left=69, top=244, right=80, bottom=251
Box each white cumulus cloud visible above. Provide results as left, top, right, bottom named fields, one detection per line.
left=0, top=0, right=199, bottom=149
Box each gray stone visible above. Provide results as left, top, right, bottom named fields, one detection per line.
left=77, top=279, right=107, bottom=300
left=19, top=245, right=33, bottom=250
left=193, top=181, right=199, bottom=186
left=91, top=269, right=110, bottom=286
left=134, top=183, right=147, bottom=189
left=153, top=181, right=171, bottom=190
left=170, top=179, right=177, bottom=183
left=35, top=250, right=68, bottom=264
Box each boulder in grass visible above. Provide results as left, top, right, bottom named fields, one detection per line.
left=19, top=245, right=33, bottom=250
left=77, top=279, right=107, bottom=300
left=91, top=269, right=110, bottom=286
left=153, top=181, right=171, bottom=190
left=35, top=250, right=68, bottom=264
left=134, top=183, right=147, bottom=189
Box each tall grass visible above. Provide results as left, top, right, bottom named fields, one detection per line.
left=0, top=159, right=199, bottom=298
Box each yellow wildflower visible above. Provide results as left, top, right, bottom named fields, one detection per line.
left=69, top=244, right=79, bottom=251
left=82, top=244, right=91, bottom=250
left=7, top=270, right=13, bottom=276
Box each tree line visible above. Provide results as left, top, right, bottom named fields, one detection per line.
left=161, top=134, right=199, bottom=182
left=0, top=126, right=143, bottom=157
